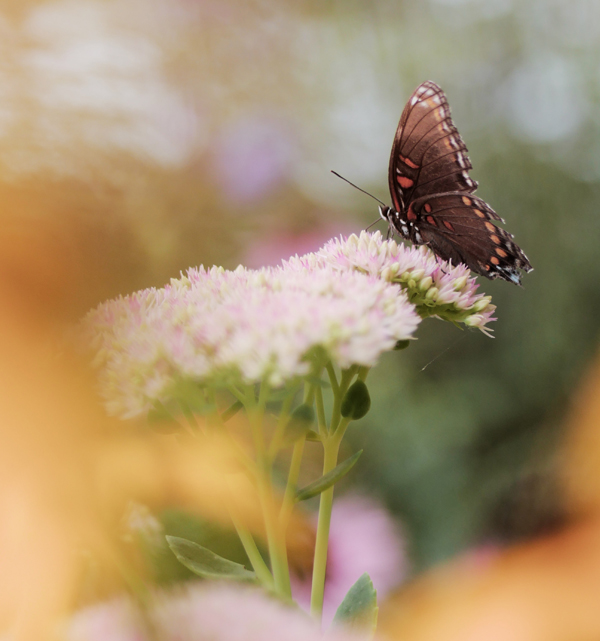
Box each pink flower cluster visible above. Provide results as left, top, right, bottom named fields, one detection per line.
left=293, top=232, right=496, bottom=332
left=81, top=232, right=494, bottom=418
left=66, top=583, right=361, bottom=641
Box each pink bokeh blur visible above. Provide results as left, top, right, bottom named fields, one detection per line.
left=291, top=494, right=408, bottom=627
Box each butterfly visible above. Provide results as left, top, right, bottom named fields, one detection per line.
left=378, top=81, right=532, bottom=285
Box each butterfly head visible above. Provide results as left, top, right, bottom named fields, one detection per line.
left=378, top=205, right=392, bottom=222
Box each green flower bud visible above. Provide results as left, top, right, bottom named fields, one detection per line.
left=341, top=380, right=371, bottom=420
left=453, top=275, right=468, bottom=291
left=410, top=269, right=425, bottom=281
left=472, top=296, right=492, bottom=313
left=419, top=276, right=433, bottom=292
left=425, top=287, right=439, bottom=301
left=464, top=314, right=484, bottom=327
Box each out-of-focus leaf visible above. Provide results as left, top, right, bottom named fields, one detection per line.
left=341, top=380, right=371, bottom=420
left=296, top=450, right=362, bottom=501
left=333, top=572, right=378, bottom=635
left=166, top=536, right=256, bottom=581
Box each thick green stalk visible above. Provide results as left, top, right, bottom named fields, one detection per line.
left=310, top=434, right=341, bottom=618
left=310, top=366, right=357, bottom=619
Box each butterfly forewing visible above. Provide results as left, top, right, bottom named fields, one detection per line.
left=385, top=81, right=532, bottom=284
left=389, top=81, right=477, bottom=212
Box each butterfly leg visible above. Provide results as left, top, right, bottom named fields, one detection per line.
left=434, top=254, right=449, bottom=275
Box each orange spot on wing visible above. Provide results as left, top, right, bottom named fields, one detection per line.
left=462, top=196, right=471, bottom=206
left=490, top=234, right=501, bottom=245
left=399, top=154, right=419, bottom=170
left=397, top=175, right=414, bottom=189
left=443, top=220, right=454, bottom=231
left=474, top=209, right=485, bottom=218
left=496, top=248, right=508, bottom=258
left=406, top=204, right=417, bottom=221
left=490, top=256, right=500, bottom=265
left=424, top=203, right=432, bottom=213
left=485, top=222, right=496, bottom=232
left=426, top=215, right=436, bottom=226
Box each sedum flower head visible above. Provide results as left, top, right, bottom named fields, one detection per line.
left=301, top=231, right=496, bottom=333
left=81, top=232, right=495, bottom=419
left=82, top=257, right=420, bottom=418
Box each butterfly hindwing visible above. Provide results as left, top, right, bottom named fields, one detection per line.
left=412, top=192, right=531, bottom=283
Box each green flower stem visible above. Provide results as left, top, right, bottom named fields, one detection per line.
left=279, top=434, right=306, bottom=529
left=310, top=366, right=358, bottom=619
left=267, top=392, right=295, bottom=461
left=325, top=361, right=339, bottom=394
left=314, top=384, right=327, bottom=437
left=246, top=384, right=291, bottom=599
left=357, top=366, right=371, bottom=383
left=227, top=384, right=247, bottom=404
left=304, top=381, right=317, bottom=405
left=230, top=511, right=274, bottom=589
left=310, top=433, right=341, bottom=618
left=279, top=378, right=319, bottom=525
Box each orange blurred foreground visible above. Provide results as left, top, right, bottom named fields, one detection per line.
left=0, top=222, right=312, bottom=641
left=379, top=352, right=600, bottom=641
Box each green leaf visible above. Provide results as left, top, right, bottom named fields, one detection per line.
left=296, top=450, right=362, bottom=501
left=221, top=400, right=244, bottom=422
left=166, top=536, right=256, bottom=581
left=340, top=380, right=371, bottom=420
left=333, top=573, right=378, bottom=635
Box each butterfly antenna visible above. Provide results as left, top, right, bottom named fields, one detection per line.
left=331, top=171, right=387, bottom=207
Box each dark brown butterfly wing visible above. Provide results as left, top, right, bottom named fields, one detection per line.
left=386, top=81, right=532, bottom=285
left=412, top=193, right=532, bottom=283
left=388, top=81, right=477, bottom=212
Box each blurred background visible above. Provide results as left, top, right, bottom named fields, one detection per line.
left=2, top=0, right=599, bottom=585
